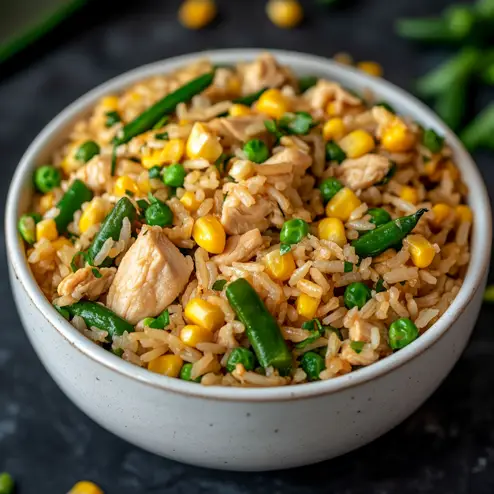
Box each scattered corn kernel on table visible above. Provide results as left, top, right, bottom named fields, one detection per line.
left=1, top=0, right=494, bottom=492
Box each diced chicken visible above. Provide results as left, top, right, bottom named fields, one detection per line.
left=107, top=226, right=193, bottom=324
left=306, top=81, right=361, bottom=111
left=337, top=154, right=391, bottom=191
left=57, top=266, right=116, bottom=302
left=213, top=229, right=265, bottom=265
left=260, top=147, right=312, bottom=175
left=238, top=53, right=291, bottom=94
left=218, top=116, right=268, bottom=142
left=372, top=105, right=396, bottom=138
left=221, top=194, right=271, bottom=235
left=340, top=341, right=379, bottom=366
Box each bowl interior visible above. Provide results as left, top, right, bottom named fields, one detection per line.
left=5, top=48, right=492, bottom=402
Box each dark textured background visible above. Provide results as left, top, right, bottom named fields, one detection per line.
left=1, top=0, right=494, bottom=492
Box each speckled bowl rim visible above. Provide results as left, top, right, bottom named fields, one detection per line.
left=6, top=49, right=492, bottom=402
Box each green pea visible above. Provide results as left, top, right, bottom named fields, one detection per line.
left=17, top=213, right=42, bottom=244
left=300, top=352, right=325, bottom=381
left=148, top=166, right=162, bottom=179
left=163, top=163, right=186, bottom=187
left=75, top=140, right=100, bottom=163
left=344, top=282, right=372, bottom=309
left=33, top=165, right=61, bottom=193
left=0, top=472, right=14, bottom=494
left=145, top=201, right=173, bottom=227
left=243, top=139, right=269, bottom=163
left=226, top=347, right=256, bottom=373
left=180, top=363, right=201, bottom=382
left=422, top=128, right=444, bottom=154
left=367, top=208, right=392, bottom=227
left=325, top=141, right=347, bottom=163
left=298, top=75, right=318, bottom=93
left=319, top=177, right=343, bottom=203
left=388, top=317, right=419, bottom=350
left=280, top=218, right=309, bottom=245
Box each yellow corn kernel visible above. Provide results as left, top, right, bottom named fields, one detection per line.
left=61, top=141, right=83, bottom=175
left=179, top=0, right=217, bottom=29
left=36, top=219, right=58, bottom=242
left=357, top=61, right=383, bottom=77
left=141, top=149, right=163, bottom=169
left=128, top=91, right=142, bottom=103
left=456, top=205, right=473, bottom=223
left=228, top=159, right=254, bottom=181
left=318, top=217, right=346, bottom=247
left=256, top=88, right=290, bottom=119
left=400, top=186, right=419, bottom=205
left=161, top=138, right=185, bottom=163
left=186, top=122, right=223, bottom=162
left=264, top=249, right=296, bottom=281
left=381, top=122, right=415, bottom=153
left=325, top=187, right=362, bottom=222
left=69, top=480, right=104, bottom=494
left=338, top=129, right=375, bottom=158
left=229, top=104, right=252, bottom=117
left=266, top=0, right=303, bottom=29
left=79, top=198, right=108, bottom=234
left=180, top=324, right=213, bottom=348
left=100, top=95, right=119, bottom=111
left=39, top=193, right=54, bottom=214
left=51, top=237, right=72, bottom=250
left=180, top=191, right=201, bottom=212
left=322, top=118, right=346, bottom=141
left=179, top=119, right=191, bottom=126
left=407, top=234, right=436, bottom=268
left=192, top=215, right=226, bottom=254
left=296, top=293, right=320, bottom=320
left=184, top=298, right=225, bottom=332
left=325, top=101, right=339, bottom=116
left=431, top=203, right=453, bottom=227
left=137, top=173, right=151, bottom=194
left=148, top=355, right=184, bottom=377
left=113, top=175, right=140, bottom=197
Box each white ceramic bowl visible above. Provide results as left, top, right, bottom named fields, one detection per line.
left=6, top=49, right=492, bottom=471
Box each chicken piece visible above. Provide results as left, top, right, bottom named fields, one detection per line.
left=213, top=229, right=265, bottom=265
left=337, top=154, right=391, bottom=191
left=74, top=156, right=111, bottom=194
left=371, top=105, right=396, bottom=138
left=218, top=116, right=268, bottom=142
left=306, top=81, right=361, bottom=111
left=107, top=226, right=193, bottom=324
left=221, top=194, right=271, bottom=235
left=238, top=53, right=292, bottom=94
left=340, top=341, right=379, bottom=366
left=260, top=147, right=312, bottom=176
left=57, top=266, right=116, bottom=302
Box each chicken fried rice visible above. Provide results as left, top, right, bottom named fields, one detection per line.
left=19, top=53, right=472, bottom=387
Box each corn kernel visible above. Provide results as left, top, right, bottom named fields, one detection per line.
left=228, top=159, right=255, bottom=181
left=256, top=88, right=290, bottom=119
left=179, top=0, right=217, bottom=29
left=339, top=129, right=375, bottom=158
left=186, top=122, right=223, bottom=162
left=51, top=237, right=72, bottom=250
left=407, top=234, right=436, bottom=268
left=180, top=324, right=213, bottom=348
left=148, top=355, right=184, bottom=377
left=381, top=122, right=415, bottom=153
left=357, top=61, right=383, bottom=77
left=456, top=205, right=473, bottom=223
left=79, top=198, right=109, bottom=233
left=322, top=118, right=346, bottom=141
left=36, top=219, right=58, bottom=242
left=180, top=191, right=201, bottom=212
left=318, top=217, right=346, bottom=247
left=325, top=187, right=362, bottom=222
left=69, top=480, right=104, bottom=494
left=162, top=138, right=185, bottom=163
left=137, top=172, right=151, bottom=194
left=400, top=186, right=419, bottom=205
left=229, top=104, right=252, bottom=117
left=296, top=293, right=320, bottom=320
left=128, top=91, right=142, bottom=103
left=431, top=203, right=453, bottom=227
left=39, top=193, right=54, bottom=214
left=179, top=119, right=191, bottom=126
left=192, top=215, right=226, bottom=254
left=100, top=95, right=119, bottom=111
left=264, top=249, right=296, bottom=281
left=114, top=175, right=140, bottom=197
left=142, top=149, right=163, bottom=170
left=326, top=101, right=339, bottom=116
left=266, top=0, right=303, bottom=29
left=184, top=298, right=225, bottom=331
left=61, top=141, right=83, bottom=174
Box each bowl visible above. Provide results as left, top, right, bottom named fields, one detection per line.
left=6, top=49, right=492, bottom=471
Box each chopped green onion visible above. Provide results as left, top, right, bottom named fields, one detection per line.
left=350, top=341, right=365, bottom=354
left=212, top=279, right=227, bottom=291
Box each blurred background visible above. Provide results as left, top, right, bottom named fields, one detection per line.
left=1, top=0, right=494, bottom=493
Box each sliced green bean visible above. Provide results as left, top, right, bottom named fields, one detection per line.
left=233, top=88, right=267, bottom=106
left=54, top=179, right=93, bottom=234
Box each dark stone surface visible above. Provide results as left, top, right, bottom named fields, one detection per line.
left=1, top=0, right=494, bottom=492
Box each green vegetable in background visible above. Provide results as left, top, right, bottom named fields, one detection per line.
left=54, top=179, right=93, bottom=234
left=460, top=103, right=494, bottom=150
left=243, top=139, right=270, bottom=163
left=33, top=165, right=61, bottom=193
left=0, top=472, right=14, bottom=494
left=484, top=285, right=494, bottom=303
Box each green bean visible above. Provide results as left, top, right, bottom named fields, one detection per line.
left=460, top=103, right=494, bottom=151
left=226, top=347, right=256, bottom=373
left=54, top=179, right=93, bottom=234
left=105, top=111, right=121, bottom=128
left=212, top=279, right=227, bottom=291
left=352, top=209, right=428, bottom=258
left=300, top=352, right=325, bottom=381
left=375, top=101, right=395, bottom=113
left=233, top=88, right=267, bottom=106
left=33, top=165, right=61, bottom=193
left=64, top=301, right=134, bottom=341
left=226, top=278, right=292, bottom=373
left=433, top=78, right=467, bottom=131
left=367, top=208, right=391, bottom=227
left=298, top=75, right=318, bottom=93
left=75, top=140, right=100, bottom=163
left=88, top=197, right=136, bottom=264
left=395, top=18, right=462, bottom=43
left=18, top=213, right=42, bottom=244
